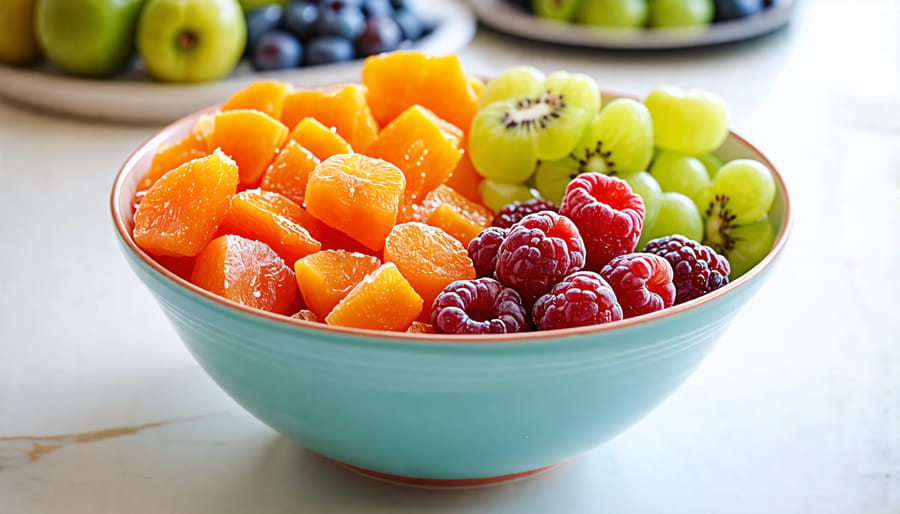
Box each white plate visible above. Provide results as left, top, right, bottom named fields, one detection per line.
left=470, top=0, right=797, bottom=50
left=0, top=0, right=476, bottom=125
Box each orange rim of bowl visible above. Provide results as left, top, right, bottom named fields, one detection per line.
left=110, top=98, right=793, bottom=347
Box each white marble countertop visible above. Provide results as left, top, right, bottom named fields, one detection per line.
left=1, top=1, right=898, bottom=512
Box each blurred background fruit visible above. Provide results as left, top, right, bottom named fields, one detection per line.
left=0, top=0, right=40, bottom=65
left=34, top=0, right=144, bottom=77
left=515, top=0, right=774, bottom=28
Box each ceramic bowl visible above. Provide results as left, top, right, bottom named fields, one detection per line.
left=110, top=97, right=792, bottom=486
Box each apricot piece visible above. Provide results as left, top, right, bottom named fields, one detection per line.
left=305, top=153, right=405, bottom=251
left=133, top=149, right=239, bottom=258
left=289, top=117, right=353, bottom=161
left=259, top=139, right=320, bottom=207
left=281, top=83, right=379, bottom=151
left=419, top=185, right=493, bottom=247
left=325, top=262, right=423, bottom=331
left=220, top=80, right=291, bottom=119
left=444, top=138, right=483, bottom=204
left=384, top=222, right=475, bottom=315
left=361, top=51, right=479, bottom=131
left=205, top=109, right=289, bottom=187
left=365, top=105, right=463, bottom=205
left=218, top=189, right=322, bottom=265
left=138, top=115, right=213, bottom=191
left=191, top=234, right=297, bottom=315
left=294, top=249, right=381, bottom=320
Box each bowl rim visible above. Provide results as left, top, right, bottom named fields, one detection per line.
left=110, top=93, right=793, bottom=347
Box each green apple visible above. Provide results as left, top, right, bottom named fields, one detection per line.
left=34, top=0, right=144, bottom=77
left=648, top=0, right=714, bottom=28
left=575, top=0, right=649, bottom=29
left=237, top=0, right=287, bottom=13
left=136, top=0, right=246, bottom=83
left=0, top=0, right=40, bottom=65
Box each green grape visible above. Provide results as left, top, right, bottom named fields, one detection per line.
left=648, top=148, right=712, bottom=201
left=532, top=0, right=580, bottom=21
left=648, top=0, right=714, bottom=27
left=575, top=0, right=649, bottom=28
left=713, top=217, right=776, bottom=279
left=533, top=98, right=653, bottom=202
left=644, top=84, right=729, bottom=156
left=637, top=191, right=703, bottom=250
left=479, top=179, right=542, bottom=213
left=617, top=170, right=663, bottom=237
left=469, top=69, right=600, bottom=183
left=697, top=152, right=723, bottom=178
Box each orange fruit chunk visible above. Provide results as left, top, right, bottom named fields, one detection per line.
left=305, top=153, right=405, bottom=252
left=361, top=51, right=479, bottom=131
left=218, top=189, right=322, bottom=265
left=259, top=139, right=320, bottom=207
left=134, top=149, right=239, bottom=258
left=293, top=249, right=381, bottom=319
left=281, top=83, right=379, bottom=151
left=191, top=234, right=297, bottom=315
left=427, top=204, right=485, bottom=248
left=138, top=116, right=213, bottom=191
left=205, top=109, right=289, bottom=187
left=324, top=262, right=422, bottom=331
left=365, top=105, right=463, bottom=205
left=384, top=222, right=475, bottom=315
left=444, top=137, right=483, bottom=204
left=418, top=185, right=493, bottom=247
left=289, top=117, right=353, bottom=161
left=220, top=80, right=291, bottom=120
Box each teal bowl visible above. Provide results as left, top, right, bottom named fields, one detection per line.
left=110, top=102, right=792, bottom=486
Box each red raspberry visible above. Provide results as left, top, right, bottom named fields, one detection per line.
left=643, top=235, right=730, bottom=304
left=492, top=198, right=558, bottom=229
left=599, top=253, right=675, bottom=318
left=532, top=271, right=623, bottom=330
left=431, top=278, right=528, bottom=334
left=494, top=211, right=586, bottom=306
left=559, top=172, right=645, bottom=271
left=467, top=226, right=508, bottom=278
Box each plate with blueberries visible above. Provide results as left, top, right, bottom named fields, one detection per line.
left=471, top=0, right=798, bottom=49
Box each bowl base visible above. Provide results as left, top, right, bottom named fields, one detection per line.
left=330, top=459, right=559, bottom=489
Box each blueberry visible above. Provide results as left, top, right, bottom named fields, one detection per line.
left=282, top=2, right=320, bottom=39
left=361, top=0, right=393, bottom=16
left=305, top=35, right=355, bottom=65
left=245, top=4, right=284, bottom=52
left=356, top=16, right=403, bottom=56
left=392, top=8, right=425, bottom=41
left=314, top=1, right=366, bottom=40
left=252, top=30, right=304, bottom=71
left=712, top=0, right=765, bottom=22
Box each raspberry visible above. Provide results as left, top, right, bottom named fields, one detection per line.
left=532, top=271, right=623, bottom=330
left=559, top=172, right=645, bottom=271
left=467, top=226, right=508, bottom=278
left=599, top=253, right=675, bottom=318
left=431, top=278, right=528, bottom=334
left=494, top=211, right=586, bottom=306
left=643, top=235, right=730, bottom=304
left=492, top=198, right=558, bottom=229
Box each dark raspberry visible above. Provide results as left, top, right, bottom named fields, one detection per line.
left=467, top=226, right=508, bottom=278
left=492, top=198, right=558, bottom=229
left=431, top=278, right=528, bottom=334
left=643, top=235, right=730, bottom=304
left=599, top=253, right=675, bottom=318
left=494, top=211, right=586, bottom=306
left=559, top=172, right=645, bottom=271
left=532, top=271, right=623, bottom=330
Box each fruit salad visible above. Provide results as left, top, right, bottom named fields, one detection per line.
left=130, top=50, right=778, bottom=336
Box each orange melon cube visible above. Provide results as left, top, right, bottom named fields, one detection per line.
left=220, top=80, right=292, bottom=120
left=281, top=83, right=380, bottom=151
left=384, top=222, right=475, bottom=315
left=289, top=117, right=353, bottom=161
left=324, top=262, right=423, bottom=331
left=294, top=249, right=381, bottom=319
left=365, top=105, right=463, bottom=205
left=361, top=51, right=479, bottom=131
left=218, top=189, right=322, bottom=265
left=444, top=138, right=483, bottom=204
left=305, top=153, right=405, bottom=252
left=191, top=234, right=297, bottom=315
left=133, top=149, right=239, bottom=258
left=205, top=109, right=290, bottom=187
left=418, top=185, right=493, bottom=247
left=427, top=203, right=485, bottom=248
left=138, top=115, right=213, bottom=191
left=259, top=139, right=321, bottom=206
